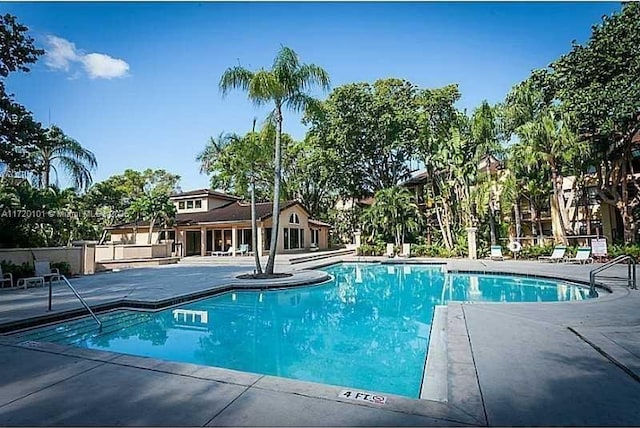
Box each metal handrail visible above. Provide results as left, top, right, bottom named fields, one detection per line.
left=589, top=254, right=637, bottom=296
left=49, top=275, right=102, bottom=330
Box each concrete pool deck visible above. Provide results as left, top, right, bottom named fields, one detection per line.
left=1, top=256, right=640, bottom=426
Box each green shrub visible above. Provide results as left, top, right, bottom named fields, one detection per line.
left=609, top=244, right=640, bottom=259
left=0, top=260, right=35, bottom=282
left=515, top=244, right=556, bottom=260
left=411, top=244, right=452, bottom=258
left=51, top=261, right=72, bottom=276
left=356, top=243, right=386, bottom=256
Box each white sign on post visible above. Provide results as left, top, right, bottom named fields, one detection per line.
left=592, top=238, right=608, bottom=257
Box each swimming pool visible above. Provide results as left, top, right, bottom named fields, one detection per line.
left=12, top=263, right=592, bottom=398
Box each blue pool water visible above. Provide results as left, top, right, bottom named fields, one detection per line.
left=13, top=263, right=592, bottom=398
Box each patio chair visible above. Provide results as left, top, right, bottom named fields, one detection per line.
left=238, top=244, right=249, bottom=256
left=385, top=243, right=395, bottom=258
left=36, top=261, right=64, bottom=285
left=400, top=243, right=411, bottom=258
left=16, top=276, right=45, bottom=289
left=538, top=245, right=567, bottom=263
left=565, top=247, right=593, bottom=264
left=490, top=245, right=505, bottom=261
left=0, top=266, right=13, bottom=288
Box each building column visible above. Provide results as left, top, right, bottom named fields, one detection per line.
left=232, top=226, right=238, bottom=256
left=466, top=227, right=478, bottom=260
left=200, top=226, right=207, bottom=256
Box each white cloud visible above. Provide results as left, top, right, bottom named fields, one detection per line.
left=44, top=36, right=79, bottom=71
left=44, top=35, right=130, bottom=80
left=81, top=53, right=130, bottom=79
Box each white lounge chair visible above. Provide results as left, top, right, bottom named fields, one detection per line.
left=565, top=247, right=593, bottom=264
left=400, top=243, right=411, bottom=258
left=385, top=243, right=395, bottom=258
left=490, top=246, right=504, bottom=261
left=17, top=276, right=44, bottom=289
left=538, top=245, right=567, bottom=263
left=238, top=244, right=249, bottom=256
left=212, top=247, right=232, bottom=256
left=0, top=266, right=13, bottom=288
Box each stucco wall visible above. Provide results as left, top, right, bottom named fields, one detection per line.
left=96, top=243, right=172, bottom=261
left=109, top=229, right=162, bottom=245
left=0, top=247, right=83, bottom=275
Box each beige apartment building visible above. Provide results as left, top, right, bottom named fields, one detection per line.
left=108, top=189, right=331, bottom=256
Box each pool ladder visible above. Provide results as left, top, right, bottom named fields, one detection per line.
left=589, top=255, right=637, bottom=297
left=48, top=275, right=102, bottom=331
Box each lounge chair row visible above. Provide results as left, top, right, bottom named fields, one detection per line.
left=0, top=261, right=63, bottom=289
left=490, top=245, right=594, bottom=264
left=208, top=244, right=252, bottom=257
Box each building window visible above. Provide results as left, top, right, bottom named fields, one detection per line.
left=284, top=228, right=289, bottom=250
left=236, top=228, right=252, bottom=251
left=289, top=213, right=300, bottom=224
left=264, top=228, right=272, bottom=250
left=311, top=229, right=319, bottom=245
left=187, top=200, right=194, bottom=209
left=178, top=201, right=185, bottom=209
left=283, top=228, right=304, bottom=249
left=195, top=200, right=202, bottom=209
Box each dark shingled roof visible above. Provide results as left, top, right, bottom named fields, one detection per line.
left=175, top=201, right=302, bottom=225
left=309, top=219, right=332, bottom=227
left=170, top=188, right=240, bottom=200
left=108, top=201, right=333, bottom=229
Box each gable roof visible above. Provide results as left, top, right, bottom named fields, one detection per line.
left=309, top=219, right=332, bottom=227
left=170, top=188, right=240, bottom=201
left=175, top=201, right=304, bottom=225
left=108, top=200, right=322, bottom=230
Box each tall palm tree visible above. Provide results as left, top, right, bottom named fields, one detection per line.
left=505, top=79, right=583, bottom=245
left=471, top=101, right=501, bottom=245
left=219, top=46, right=330, bottom=274
left=31, top=125, right=97, bottom=191
left=517, top=108, right=579, bottom=244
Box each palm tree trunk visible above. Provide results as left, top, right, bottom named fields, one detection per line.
left=488, top=202, right=497, bottom=245
left=537, top=219, right=544, bottom=247
left=550, top=167, right=568, bottom=244
left=251, top=179, right=263, bottom=274
left=147, top=216, right=156, bottom=245
left=514, top=198, right=522, bottom=238
left=43, top=160, right=50, bottom=189
left=265, top=105, right=283, bottom=275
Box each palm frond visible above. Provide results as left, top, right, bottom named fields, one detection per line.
left=272, top=46, right=300, bottom=80
left=219, top=66, right=254, bottom=97
left=285, top=93, right=320, bottom=114
left=295, top=64, right=331, bottom=92
left=249, top=70, right=283, bottom=104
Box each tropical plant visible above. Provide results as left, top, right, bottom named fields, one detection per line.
left=197, top=121, right=267, bottom=273
left=128, top=190, right=176, bottom=244
left=361, top=187, right=424, bottom=247
left=29, top=125, right=97, bottom=191
left=219, top=46, right=330, bottom=274
left=544, top=2, right=640, bottom=243
left=0, top=14, right=44, bottom=176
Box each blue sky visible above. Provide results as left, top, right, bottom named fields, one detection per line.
left=5, top=2, right=621, bottom=191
